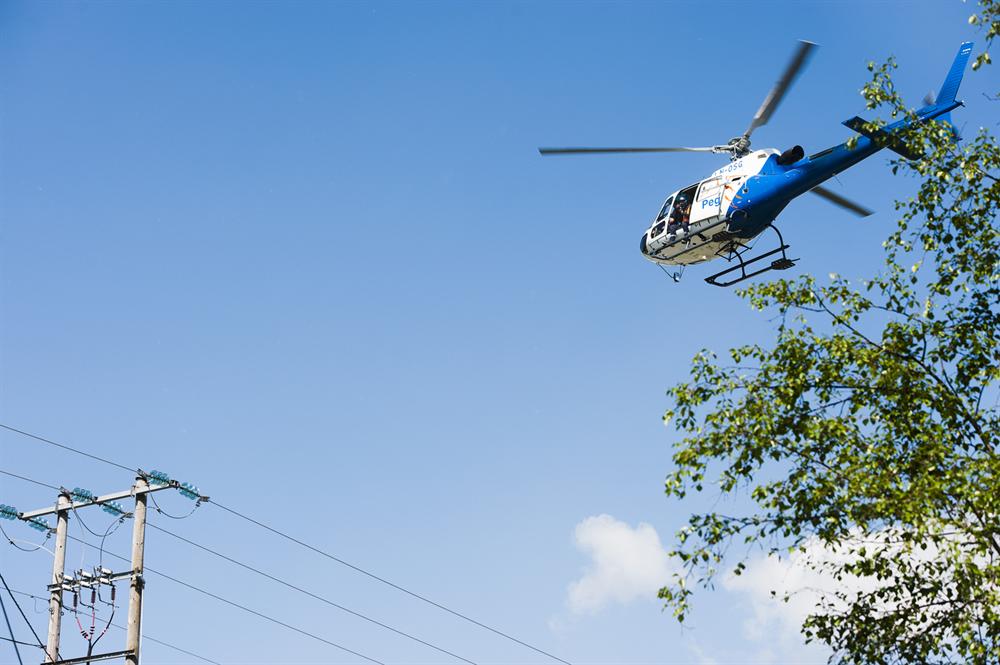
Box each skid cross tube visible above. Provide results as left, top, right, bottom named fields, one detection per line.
left=704, top=224, right=797, bottom=287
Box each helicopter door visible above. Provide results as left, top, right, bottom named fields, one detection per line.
left=692, top=177, right=724, bottom=223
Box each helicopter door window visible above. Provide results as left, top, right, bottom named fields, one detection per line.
left=667, top=185, right=698, bottom=234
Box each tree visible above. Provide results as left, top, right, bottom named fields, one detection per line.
left=658, top=5, right=1000, bottom=663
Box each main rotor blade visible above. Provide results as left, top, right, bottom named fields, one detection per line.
left=745, top=40, right=817, bottom=138
left=810, top=184, right=873, bottom=217
left=538, top=146, right=717, bottom=155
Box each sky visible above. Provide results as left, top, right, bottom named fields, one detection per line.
left=0, top=2, right=996, bottom=664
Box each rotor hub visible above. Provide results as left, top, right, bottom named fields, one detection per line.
left=726, top=136, right=752, bottom=160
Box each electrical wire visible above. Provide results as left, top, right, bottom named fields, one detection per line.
left=0, top=523, right=52, bottom=554
left=70, top=504, right=129, bottom=581
left=0, top=571, right=55, bottom=661
left=0, top=469, right=60, bottom=492
left=65, top=533, right=387, bottom=665
left=0, top=424, right=575, bottom=665
left=149, top=492, right=200, bottom=519
left=208, top=500, right=574, bottom=665
left=97, top=515, right=127, bottom=571
left=111, top=619, right=220, bottom=665
left=2, top=469, right=388, bottom=664
left=0, top=425, right=135, bottom=474
left=0, top=468, right=469, bottom=664
left=0, top=634, right=37, bottom=649
left=147, top=521, right=478, bottom=665
left=0, top=473, right=223, bottom=665
left=7, top=588, right=221, bottom=665
left=72, top=504, right=118, bottom=540
left=87, top=583, right=115, bottom=652
left=0, top=468, right=127, bottom=565
left=0, top=587, right=25, bottom=664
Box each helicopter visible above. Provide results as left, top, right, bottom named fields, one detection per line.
left=540, top=40, right=974, bottom=287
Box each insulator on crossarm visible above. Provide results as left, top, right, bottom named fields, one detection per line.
left=178, top=481, right=200, bottom=500
left=101, top=501, right=125, bottom=516
left=0, top=504, right=17, bottom=520
left=71, top=487, right=95, bottom=503
left=148, top=470, right=171, bottom=486
left=27, top=517, right=50, bottom=532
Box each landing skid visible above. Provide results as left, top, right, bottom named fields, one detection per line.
left=704, top=225, right=797, bottom=288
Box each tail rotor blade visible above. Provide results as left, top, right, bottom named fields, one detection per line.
left=745, top=40, right=817, bottom=138
left=810, top=184, right=873, bottom=217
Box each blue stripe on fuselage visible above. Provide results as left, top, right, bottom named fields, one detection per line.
left=725, top=140, right=878, bottom=236
left=724, top=103, right=958, bottom=237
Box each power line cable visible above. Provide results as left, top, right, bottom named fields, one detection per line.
left=0, top=470, right=385, bottom=665
left=0, top=469, right=60, bottom=492
left=0, top=424, right=573, bottom=665
left=0, top=425, right=134, bottom=474
left=146, top=521, right=477, bottom=665
left=0, top=634, right=38, bottom=649
left=0, top=571, right=54, bottom=661
left=65, top=533, right=387, bottom=665
left=6, top=588, right=221, bottom=665
left=0, top=468, right=467, bottom=664
left=0, top=586, right=25, bottom=664
left=3, top=472, right=383, bottom=665
left=209, top=500, right=574, bottom=665
left=109, top=620, right=220, bottom=665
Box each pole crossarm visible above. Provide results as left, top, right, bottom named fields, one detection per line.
left=19, top=483, right=176, bottom=521
left=49, top=570, right=133, bottom=593
left=45, top=648, right=134, bottom=665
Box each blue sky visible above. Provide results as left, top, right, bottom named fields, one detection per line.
left=1, top=2, right=995, bottom=664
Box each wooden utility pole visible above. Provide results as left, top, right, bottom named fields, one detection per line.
left=45, top=491, right=71, bottom=663
left=124, top=477, right=147, bottom=665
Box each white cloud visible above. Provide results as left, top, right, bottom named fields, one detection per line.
left=685, top=638, right=720, bottom=665
left=724, top=543, right=832, bottom=641
left=565, top=514, right=674, bottom=614
left=720, top=535, right=887, bottom=663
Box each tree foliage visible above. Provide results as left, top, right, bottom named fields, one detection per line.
left=659, top=5, right=1000, bottom=663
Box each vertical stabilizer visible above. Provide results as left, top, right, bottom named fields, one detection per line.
left=936, top=42, right=974, bottom=106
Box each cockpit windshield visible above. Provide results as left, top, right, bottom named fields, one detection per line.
left=656, top=195, right=675, bottom=222
left=649, top=195, right=674, bottom=238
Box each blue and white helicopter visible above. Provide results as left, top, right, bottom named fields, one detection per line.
left=541, top=41, right=974, bottom=286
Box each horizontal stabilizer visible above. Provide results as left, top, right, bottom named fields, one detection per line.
left=843, top=116, right=924, bottom=160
